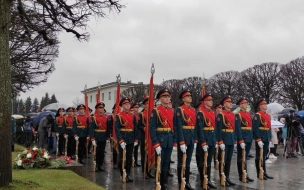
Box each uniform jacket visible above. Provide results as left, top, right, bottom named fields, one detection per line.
left=72, top=115, right=89, bottom=138
left=196, top=108, right=216, bottom=147
left=115, top=111, right=138, bottom=144
left=150, top=105, right=175, bottom=149
left=89, top=114, right=110, bottom=141
left=62, top=115, right=74, bottom=136
left=174, top=105, right=197, bottom=146
left=253, top=111, right=272, bottom=143
left=54, top=116, right=65, bottom=135
left=235, top=111, right=253, bottom=143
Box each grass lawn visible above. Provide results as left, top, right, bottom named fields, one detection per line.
left=0, top=144, right=104, bottom=190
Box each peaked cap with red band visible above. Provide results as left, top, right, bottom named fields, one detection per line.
left=179, top=89, right=192, bottom=99
left=220, top=95, right=232, bottom=105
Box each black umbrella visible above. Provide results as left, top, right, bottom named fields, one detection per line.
left=279, top=107, right=296, bottom=114
left=32, top=111, right=55, bottom=129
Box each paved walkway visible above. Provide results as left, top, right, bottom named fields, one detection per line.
left=79, top=144, right=304, bottom=190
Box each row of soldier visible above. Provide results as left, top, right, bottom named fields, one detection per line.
left=53, top=88, right=273, bottom=190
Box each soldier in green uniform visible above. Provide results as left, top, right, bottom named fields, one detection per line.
left=54, top=108, right=65, bottom=155
left=131, top=102, right=141, bottom=167
left=115, top=97, right=139, bottom=182
left=196, top=93, right=217, bottom=189
left=90, top=102, right=111, bottom=172
left=150, top=89, right=175, bottom=190
left=72, top=104, right=89, bottom=164
left=235, top=98, right=254, bottom=182
left=62, top=107, right=75, bottom=158
left=175, top=89, right=197, bottom=190
left=253, top=98, right=273, bottom=180
left=216, top=96, right=245, bottom=186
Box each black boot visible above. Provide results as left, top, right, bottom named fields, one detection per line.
left=161, top=171, right=168, bottom=190
left=255, top=160, right=267, bottom=180
left=218, top=162, right=228, bottom=186
left=126, top=162, right=133, bottom=182
left=98, top=164, right=105, bottom=171
left=185, top=167, right=194, bottom=190
left=95, top=164, right=100, bottom=172
left=263, top=161, right=273, bottom=179
left=147, top=171, right=155, bottom=178
left=225, top=163, right=236, bottom=186
left=207, top=166, right=216, bottom=189
left=118, top=161, right=123, bottom=177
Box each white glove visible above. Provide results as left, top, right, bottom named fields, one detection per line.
left=258, top=141, right=264, bottom=148
left=56, top=133, right=59, bottom=137
left=180, top=144, right=186, bottom=153
left=120, top=142, right=126, bottom=149
left=203, top=145, right=208, bottom=152
left=134, top=142, right=138, bottom=146
left=64, top=134, right=68, bottom=139
left=75, top=136, right=79, bottom=141
left=173, top=146, right=177, bottom=150
left=194, top=143, right=197, bottom=149
left=155, top=146, right=162, bottom=155
left=92, top=140, right=97, bottom=146
left=86, top=136, right=90, bottom=140
left=240, top=143, right=246, bottom=149
left=106, top=140, right=110, bottom=144
left=219, top=144, right=225, bottom=150
left=215, top=144, right=218, bottom=148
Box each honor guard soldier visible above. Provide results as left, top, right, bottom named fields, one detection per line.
left=175, top=89, right=197, bottom=190
left=73, top=104, right=90, bottom=164
left=138, top=97, right=155, bottom=179
left=216, top=96, right=245, bottom=186
left=108, top=104, right=118, bottom=169
left=131, top=103, right=141, bottom=167
left=150, top=89, right=175, bottom=190
left=115, top=97, right=139, bottom=182
left=90, top=102, right=111, bottom=172
left=196, top=93, right=217, bottom=189
left=213, top=103, right=222, bottom=169
left=54, top=108, right=65, bottom=155
left=253, top=98, right=273, bottom=180
left=62, top=107, right=76, bottom=158
left=235, top=98, right=254, bottom=182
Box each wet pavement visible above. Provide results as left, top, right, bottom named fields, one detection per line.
left=79, top=144, right=304, bottom=190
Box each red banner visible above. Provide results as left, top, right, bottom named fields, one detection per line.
left=112, top=83, right=120, bottom=153
left=146, top=75, right=155, bottom=171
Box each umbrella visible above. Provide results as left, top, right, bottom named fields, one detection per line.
left=271, top=120, right=284, bottom=128
left=297, top=110, right=304, bottom=117
left=32, top=111, right=55, bottom=129
left=266, top=103, right=284, bottom=115
left=279, top=107, right=296, bottom=115
left=42, top=103, right=70, bottom=112
left=11, top=115, right=24, bottom=119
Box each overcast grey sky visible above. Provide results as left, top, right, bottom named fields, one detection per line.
left=20, top=0, right=304, bottom=106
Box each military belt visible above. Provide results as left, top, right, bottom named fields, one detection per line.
left=120, top=129, right=133, bottom=132
left=95, top=129, right=106, bottom=132
left=259, top=127, right=269, bottom=131
left=182, top=126, right=195, bottom=130
left=222, top=129, right=234, bottom=133
left=58, top=126, right=62, bottom=128
left=66, top=127, right=72, bottom=129
left=203, top=127, right=215, bottom=131
left=241, top=127, right=252, bottom=130
left=156, top=128, right=171, bottom=132
left=77, top=126, right=86, bottom=129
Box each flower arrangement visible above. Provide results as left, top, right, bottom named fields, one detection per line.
left=48, top=155, right=72, bottom=169
left=13, top=146, right=52, bottom=169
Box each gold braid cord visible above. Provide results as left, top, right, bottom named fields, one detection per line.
left=238, top=113, right=248, bottom=126
left=141, top=113, right=146, bottom=127
left=179, top=107, right=191, bottom=123
left=117, top=114, right=128, bottom=127
left=256, top=113, right=266, bottom=126
left=154, top=108, right=168, bottom=126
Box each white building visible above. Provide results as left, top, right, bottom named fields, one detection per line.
left=80, top=81, right=142, bottom=113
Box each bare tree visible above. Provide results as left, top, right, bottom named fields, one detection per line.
left=277, top=57, right=304, bottom=109
left=121, top=84, right=147, bottom=104
left=0, top=0, right=124, bottom=186
left=72, top=97, right=84, bottom=108
left=239, top=62, right=281, bottom=111
left=182, top=76, right=204, bottom=106
left=206, top=71, right=241, bottom=104
left=10, top=4, right=59, bottom=96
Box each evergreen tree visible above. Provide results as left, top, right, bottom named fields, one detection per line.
left=25, top=97, right=32, bottom=114
left=12, top=98, right=18, bottom=114
left=40, top=97, right=45, bottom=110
left=32, top=98, right=39, bottom=112
left=50, top=94, right=58, bottom=103
left=18, top=99, right=25, bottom=115
left=44, top=92, right=50, bottom=106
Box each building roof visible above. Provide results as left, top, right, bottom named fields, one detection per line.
left=81, top=81, right=144, bottom=93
